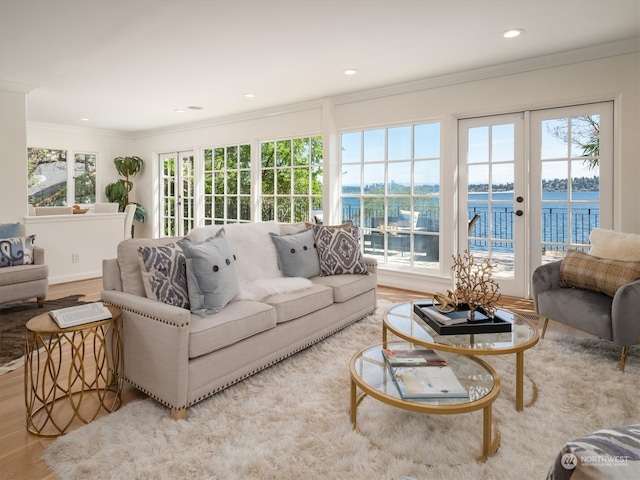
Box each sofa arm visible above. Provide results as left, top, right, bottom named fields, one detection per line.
left=33, top=246, right=45, bottom=265
left=102, top=258, right=123, bottom=291
left=612, top=278, right=640, bottom=346
left=532, top=260, right=562, bottom=312
left=363, top=255, right=378, bottom=276
left=101, top=289, right=191, bottom=412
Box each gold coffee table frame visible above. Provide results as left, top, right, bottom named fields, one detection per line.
left=350, top=342, right=501, bottom=462
left=383, top=300, right=540, bottom=411
left=25, top=305, right=123, bottom=436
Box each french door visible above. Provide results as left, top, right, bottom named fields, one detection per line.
left=159, top=150, right=195, bottom=237
left=459, top=102, right=613, bottom=298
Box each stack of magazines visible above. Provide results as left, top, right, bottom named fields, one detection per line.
left=382, top=348, right=469, bottom=400
left=49, top=302, right=112, bottom=329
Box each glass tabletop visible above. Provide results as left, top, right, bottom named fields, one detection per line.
left=384, top=300, right=539, bottom=354
left=351, top=342, right=497, bottom=407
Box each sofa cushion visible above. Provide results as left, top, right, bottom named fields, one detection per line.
left=312, top=224, right=368, bottom=276
left=589, top=228, right=640, bottom=261
left=264, top=284, right=333, bottom=323
left=560, top=249, right=640, bottom=297
left=0, top=223, right=20, bottom=239
left=137, top=243, right=190, bottom=309
left=188, top=301, right=276, bottom=358
left=270, top=228, right=320, bottom=278
left=0, top=263, right=48, bottom=286
left=118, top=236, right=183, bottom=296
left=181, top=229, right=240, bottom=316
left=311, top=272, right=376, bottom=303
left=0, top=235, right=36, bottom=268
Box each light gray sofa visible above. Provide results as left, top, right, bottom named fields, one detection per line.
left=102, top=222, right=377, bottom=419
left=0, top=224, right=48, bottom=306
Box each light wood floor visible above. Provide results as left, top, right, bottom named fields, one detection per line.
left=0, top=279, right=591, bottom=480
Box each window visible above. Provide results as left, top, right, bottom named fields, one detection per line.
left=340, top=122, right=441, bottom=270
left=260, top=136, right=323, bottom=223
left=73, top=152, right=97, bottom=204
left=28, top=148, right=97, bottom=207
left=28, top=148, right=68, bottom=206
left=202, top=144, right=251, bottom=225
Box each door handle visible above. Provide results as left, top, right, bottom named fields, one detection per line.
left=515, top=210, right=523, bottom=216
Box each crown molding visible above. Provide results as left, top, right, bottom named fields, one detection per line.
left=1, top=79, right=39, bottom=94
left=333, top=38, right=639, bottom=106
left=27, top=121, right=134, bottom=139
left=132, top=100, right=323, bottom=139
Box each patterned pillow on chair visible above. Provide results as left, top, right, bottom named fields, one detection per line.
left=0, top=235, right=36, bottom=268
left=137, top=243, right=190, bottom=309
left=312, top=224, right=368, bottom=276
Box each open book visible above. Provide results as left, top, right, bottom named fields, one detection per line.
left=49, top=302, right=112, bottom=329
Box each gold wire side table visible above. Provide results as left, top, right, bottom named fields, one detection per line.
left=24, top=305, right=123, bottom=436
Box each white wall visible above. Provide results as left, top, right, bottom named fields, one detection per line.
left=0, top=90, right=28, bottom=222
left=24, top=213, right=127, bottom=284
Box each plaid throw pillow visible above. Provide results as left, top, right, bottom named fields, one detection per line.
left=560, top=249, right=640, bottom=297
left=312, top=224, right=368, bottom=276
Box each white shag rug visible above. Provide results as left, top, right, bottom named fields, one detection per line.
left=43, top=300, right=639, bottom=480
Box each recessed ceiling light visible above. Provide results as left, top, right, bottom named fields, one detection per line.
left=243, top=93, right=256, bottom=98
left=503, top=28, right=525, bottom=38
left=80, top=117, right=90, bottom=122
left=188, top=105, right=204, bottom=110
left=344, top=69, right=359, bottom=76
left=174, top=109, right=186, bottom=113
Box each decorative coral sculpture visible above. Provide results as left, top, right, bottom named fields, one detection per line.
left=451, top=250, right=502, bottom=320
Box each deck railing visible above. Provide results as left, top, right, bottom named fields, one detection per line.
left=340, top=205, right=599, bottom=253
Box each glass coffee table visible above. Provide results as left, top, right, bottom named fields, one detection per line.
left=350, top=342, right=500, bottom=461
left=383, top=300, right=540, bottom=411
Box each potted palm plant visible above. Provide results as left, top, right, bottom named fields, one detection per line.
left=105, top=156, right=147, bottom=223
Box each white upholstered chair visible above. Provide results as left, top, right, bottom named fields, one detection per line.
left=123, top=204, right=136, bottom=239
left=94, top=202, right=120, bottom=213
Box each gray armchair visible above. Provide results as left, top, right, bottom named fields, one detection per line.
left=532, top=260, right=640, bottom=371
left=0, top=245, right=48, bottom=306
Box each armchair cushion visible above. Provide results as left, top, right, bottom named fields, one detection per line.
left=560, top=249, right=640, bottom=297
left=0, top=235, right=36, bottom=268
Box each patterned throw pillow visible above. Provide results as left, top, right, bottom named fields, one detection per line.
left=137, top=243, right=190, bottom=309
left=312, top=224, right=368, bottom=276
left=269, top=228, right=320, bottom=278
left=560, top=249, right=640, bottom=297
left=0, top=235, right=36, bottom=268
left=180, top=229, right=240, bottom=316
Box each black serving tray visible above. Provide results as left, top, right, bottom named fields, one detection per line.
left=413, top=301, right=512, bottom=335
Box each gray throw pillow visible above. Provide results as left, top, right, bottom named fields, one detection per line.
left=137, top=243, right=190, bottom=309
left=312, top=224, right=368, bottom=276
left=0, top=222, right=20, bottom=239
left=180, top=229, right=240, bottom=316
left=269, top=228, right=320, bottom=278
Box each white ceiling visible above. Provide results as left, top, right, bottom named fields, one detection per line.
left=1, top=0, right=639, bottom=133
